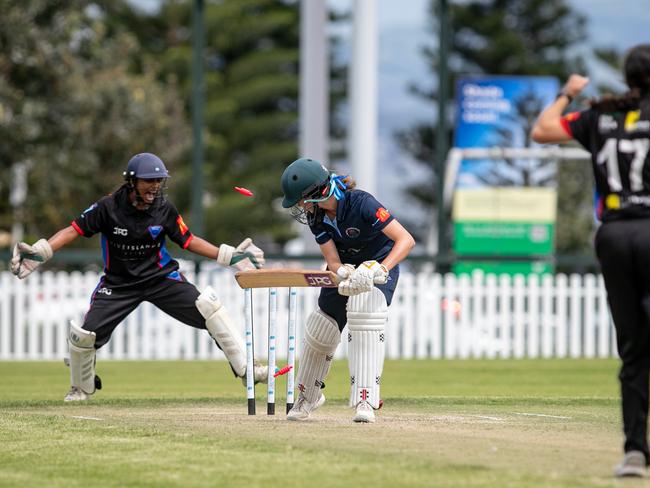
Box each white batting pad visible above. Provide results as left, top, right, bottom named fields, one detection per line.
left=347, top=288, right=388, bottom=409
left=296, top=309, right=340, bottom=403
left=197, top=286, right=247, bottom=377
left=68, top=320, right=97, bottom=394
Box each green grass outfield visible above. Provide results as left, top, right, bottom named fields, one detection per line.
left=0, top=359, right=640, bottom=488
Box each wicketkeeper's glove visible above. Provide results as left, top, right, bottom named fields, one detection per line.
left=216, top=238, right=265, bottom=271
left=10, top=238, right=53, bottom=279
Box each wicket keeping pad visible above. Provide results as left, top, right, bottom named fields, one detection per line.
left=235, top=269, right=340, bottom=289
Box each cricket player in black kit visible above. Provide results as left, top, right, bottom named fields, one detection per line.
left=10, top=153, right=268, bottom=402
left=532, top=44, right=650, bottom=478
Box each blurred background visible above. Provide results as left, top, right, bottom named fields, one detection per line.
left=1, top=0, right=648, bottom=273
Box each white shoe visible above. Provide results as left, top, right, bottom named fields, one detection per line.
left=287, top=394, right=326, bottom=421
left=241, top=362, right=268, bottom=386
left=353, top=401, right=375, bottom=423
left=614, top=450, right=646, bottom=477
left=64, top=386, right=92, bottom=402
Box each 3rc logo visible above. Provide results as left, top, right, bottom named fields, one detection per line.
left=113, top=227, right=128, bottom=236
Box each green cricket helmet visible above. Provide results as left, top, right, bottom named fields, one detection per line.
left=280, top=158, right=330, bottom=208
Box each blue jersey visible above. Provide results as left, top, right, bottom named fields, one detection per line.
left=308, top=189, right=395, bottom=265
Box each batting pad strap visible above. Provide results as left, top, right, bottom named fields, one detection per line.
left=296, top=310, right=340, bottom=403
left=197, top=287, right=247, bottom=377
left=68, top=321, right=96, bottom=394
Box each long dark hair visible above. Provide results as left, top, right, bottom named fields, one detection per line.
left=591, top=44, right=650, bottom=112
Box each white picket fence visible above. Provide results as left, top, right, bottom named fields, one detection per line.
left=0, top=269, right=616, bottom=361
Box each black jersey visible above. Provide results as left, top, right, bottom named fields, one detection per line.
left=562, top=99, right=650, bottom=221
left=308, top=189, right=395, bottom=265
left=71, top=185, right=193, bottom=286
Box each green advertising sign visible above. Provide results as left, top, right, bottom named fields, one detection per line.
left=454, top=221, right=554, bottom=255
left=453, top=260, right=553, bottom=276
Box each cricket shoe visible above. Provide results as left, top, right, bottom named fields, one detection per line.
left=614, top=450, right=646, bottom=478
left=286, top=393, right=326, bottom=421
left=64, top=386, right=92, bottom=402
left=353, top=401, right=375, bottom=423
left=240, top=362, right=269, bottom=387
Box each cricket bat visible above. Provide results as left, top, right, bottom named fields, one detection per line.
left=234, top=269, right=340, bottom=289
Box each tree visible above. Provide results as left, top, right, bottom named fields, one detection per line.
left=398, top=0, right=591, bottom=252
left=0, top=0, right=188, bottom=244
left=110, top=0, right=320, bottom=250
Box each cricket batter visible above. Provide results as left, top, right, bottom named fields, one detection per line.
left=280, top=158, right=415, bottom=422
left=10, top=153, right=268, bottom=401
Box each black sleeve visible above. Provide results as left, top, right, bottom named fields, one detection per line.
left=562, top=109, right=599, bottom=152
left=71, top=198, right=108, bottom=238
left=163, top=202, right=194, bottom=249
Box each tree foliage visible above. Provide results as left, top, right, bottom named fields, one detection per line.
left=0, top=0, right=188, bottom=244
left=108, top=0, right=308, bottom=249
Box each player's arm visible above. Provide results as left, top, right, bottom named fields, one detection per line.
left=379, top=219, right=415, bottom=270
left=531, top=74, right=590, bottom=143
left=49, top=225, right=80, bottom=251
left=319, top=239, right=346, bottom=274
left=186, top=235, right=220, bottom=259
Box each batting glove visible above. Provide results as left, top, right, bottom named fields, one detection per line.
left=337, top=264, right=357, bottom=296
left=336, top=263, right=356, bottom=280
left=11, top=238, right=53, bottom=279
left=351, top=260, right=388, bottom=287
left=217, top=238, right=265, bottom=271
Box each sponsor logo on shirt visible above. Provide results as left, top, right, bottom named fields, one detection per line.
left=148, top=225, right=163, bottom=239
left=598, top=114, right=618, bottom=131
left=375, top=207, right=391, bottom=222
left=624, top=110, right=650, bottom=132
left=177, top=215, right=188, bottom=235
left=345, top=227, right=361, bottom=238
left=113, top=227, right=128, bottom=236
left=97, top=287, right=112, bottom=296
left=81, top=203, right=98, bottom=218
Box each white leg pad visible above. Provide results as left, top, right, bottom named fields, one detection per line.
left=347, top=288, right=388, bottom=409
left=68, top=320, right=97, bottom=394
left=197, top=286, right=247, bottom=377
left=296, top=309, right=340, bottom=403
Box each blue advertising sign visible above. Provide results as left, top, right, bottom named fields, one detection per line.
left=454, top=76, right=560, bottom=188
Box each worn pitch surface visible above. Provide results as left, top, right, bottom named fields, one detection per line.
left=0, top=359, right=635, bottom=488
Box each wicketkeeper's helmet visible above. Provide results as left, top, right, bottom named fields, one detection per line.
left=123, top=153, right=171, bottom=181
left=280, top=158, right=330, bottom=208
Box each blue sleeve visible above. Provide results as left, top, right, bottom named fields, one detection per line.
left=309, top=220, right=331, bottom=245
left=360, top=193, right=394, bottom=231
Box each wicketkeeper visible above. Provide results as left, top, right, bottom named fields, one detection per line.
left=10, top=152, right=268, bottom=401
left=280, top=158, right=415, bottom=422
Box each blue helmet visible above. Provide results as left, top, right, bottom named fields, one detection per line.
left=123, top=153, right=170, bottom=180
